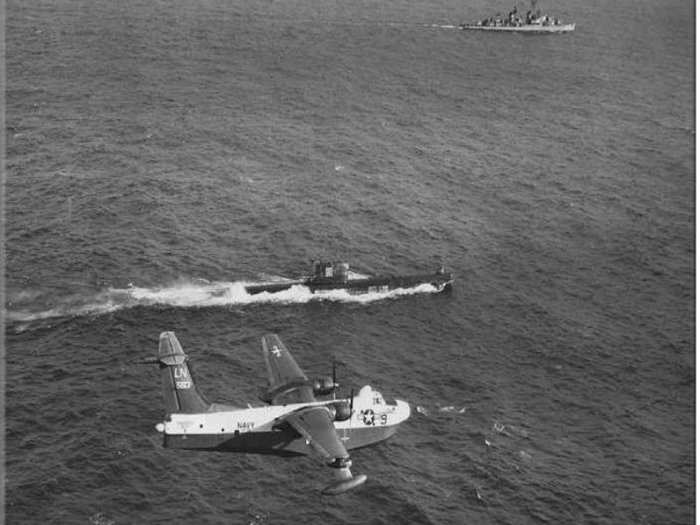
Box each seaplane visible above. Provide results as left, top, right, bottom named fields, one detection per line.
left=150, top=332, right=411, bottom=494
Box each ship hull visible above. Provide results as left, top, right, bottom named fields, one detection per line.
left=244, top=273, right=453, bottom=296
left=162, top=423, right=402, bottom=455
left=460, top=23, right=575, bottom=33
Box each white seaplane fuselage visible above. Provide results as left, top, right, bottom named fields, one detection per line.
left=156, top=385, right=410, bottom=455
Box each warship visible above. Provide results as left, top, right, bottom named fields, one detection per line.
left=244, top=261, right=453, bottom=295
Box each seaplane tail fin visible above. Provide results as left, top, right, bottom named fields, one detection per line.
left=158, top=332, right=210, bottom=415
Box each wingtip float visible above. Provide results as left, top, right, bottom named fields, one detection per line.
left=244, top=260, right=454, bottom=296
left=151, top=331, right=411, bottom=495
left=322, top=472, right=368, bottom=496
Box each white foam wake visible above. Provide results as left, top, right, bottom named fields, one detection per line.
left=426, top=23, right=458, bottom=29
left=120, top=280, right=440, bottom=306
left=6, top=279, right=443, bottom=325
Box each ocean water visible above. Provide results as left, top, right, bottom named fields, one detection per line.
left=5, top=0, right=694, bottom=523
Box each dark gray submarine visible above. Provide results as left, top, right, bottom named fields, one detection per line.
left=244, top=261, right=454, bottom=296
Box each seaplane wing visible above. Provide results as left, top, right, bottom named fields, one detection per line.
left=261, top=334, right=315, bottom=404
left=282, top=406, right=349, bottom=460
left=280, top=404, right=366, bottom=494
left=262, top=334, right=307, bottom=387
left=262, top=334, right=366, bottom=494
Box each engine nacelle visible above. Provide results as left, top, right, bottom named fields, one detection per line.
left=327, top=401, right=352, bottom=422
left=313, top=377, right=336, bottom=396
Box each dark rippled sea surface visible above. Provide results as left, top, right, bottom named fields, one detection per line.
left=5, top=0, right=694, bottom=523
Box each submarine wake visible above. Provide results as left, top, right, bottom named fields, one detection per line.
left=6, top=278, right=444, bottom=328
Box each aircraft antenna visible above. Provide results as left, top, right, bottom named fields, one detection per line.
left=332, top=358, right=338, bottom=399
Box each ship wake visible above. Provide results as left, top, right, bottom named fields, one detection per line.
left=6, top=279, right=443, bottom=329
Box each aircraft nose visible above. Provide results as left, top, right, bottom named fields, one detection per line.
left=395, top=399, right=411, bottom=422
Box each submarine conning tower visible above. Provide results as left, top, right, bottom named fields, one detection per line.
left=311, top=260, right=349, bottom=283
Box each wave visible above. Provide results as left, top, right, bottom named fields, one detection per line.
left=415, top=404, right=467, bottom=417
left=6, top=279, right=442, bottom=325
